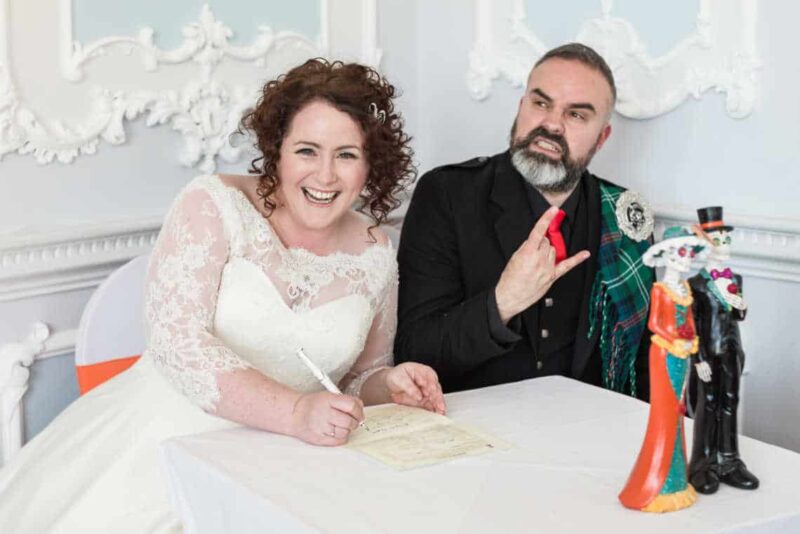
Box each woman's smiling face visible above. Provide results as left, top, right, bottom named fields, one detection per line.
left=275, top=99, right=369, bottom=232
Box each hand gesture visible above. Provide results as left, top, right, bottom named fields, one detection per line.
left=291, top=392, right=365, bottom=446
left=385, top=363, right=446, bottom=415
left=495, top=206, right=591, bottom=323
left=695, top=361, right=712, bottom=383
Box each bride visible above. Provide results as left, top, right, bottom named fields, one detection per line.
left=0, top=59, right=446, bottom=532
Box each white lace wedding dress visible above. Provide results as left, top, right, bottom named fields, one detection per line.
left=0, top=175, right=398, bottom=533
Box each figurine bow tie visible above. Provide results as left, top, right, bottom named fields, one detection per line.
left=710, top=268, right=733, bottom=280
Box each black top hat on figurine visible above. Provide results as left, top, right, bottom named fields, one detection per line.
left=697, top=206, right=733, bottom=234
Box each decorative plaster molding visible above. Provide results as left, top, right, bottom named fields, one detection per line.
left=0, top=217, right=160, bottom=302
left=0, top=1, right=379, bottom=170
left=59, top=2, right=329, bottom=82
left=0, top=322, right=76, bottom=467
left=654, top=207, right=800, bottom=283
left=468, top=0, right=760, bottom=119
left=37, top=327, right=77, bottom=361
left=0, top=322, right=49, bottom=466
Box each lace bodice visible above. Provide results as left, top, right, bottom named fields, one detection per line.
left=143, top=175, right=397, bottom=411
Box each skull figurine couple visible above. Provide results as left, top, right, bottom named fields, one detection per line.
left=619, top=207, right=759, bottom=513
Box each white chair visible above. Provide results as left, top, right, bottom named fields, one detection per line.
left=74, top=254, right=150, bottom=395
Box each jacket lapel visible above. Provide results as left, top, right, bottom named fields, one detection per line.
left=571, top=173, right=602, bottom=378
left=489, top=152, right=538, bottom=347
left=489, top=153, right=534, bottom=261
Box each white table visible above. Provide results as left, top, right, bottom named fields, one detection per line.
left=161, top=376, right=800, bottom=533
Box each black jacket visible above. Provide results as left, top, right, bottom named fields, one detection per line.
left=395, top=151, right=650, bottom=396
left=689, top=273, right=746, bottom=361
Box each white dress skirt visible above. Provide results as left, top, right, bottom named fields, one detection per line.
left=0, top=175, right=398, bottom=533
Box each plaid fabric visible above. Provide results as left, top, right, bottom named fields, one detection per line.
left=587, top=182, right=654, bottom=397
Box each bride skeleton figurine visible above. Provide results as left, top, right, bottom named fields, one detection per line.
left=688, top=207, right=760, bottom=494
left=619, top=226, right=705, bottom=512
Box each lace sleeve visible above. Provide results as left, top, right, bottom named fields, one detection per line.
left=341, top=264, right=397, bottom=397
left=144, top=184, right=251, bottom=412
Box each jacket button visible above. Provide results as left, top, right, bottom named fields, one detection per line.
left=544, top=298, right=553, bottom=307
left=541, top=329, right=549, bottom=339
left=536, top=361, right=544, bottom=370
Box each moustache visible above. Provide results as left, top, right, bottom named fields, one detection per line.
left=513, top=127, right=569, bottom=161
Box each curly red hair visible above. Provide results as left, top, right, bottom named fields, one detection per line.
left=239, top=58, right=415, bottom=230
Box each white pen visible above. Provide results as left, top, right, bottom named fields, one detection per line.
left=295, top=348, right=370, bottom=432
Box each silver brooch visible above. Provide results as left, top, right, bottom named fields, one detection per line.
left=615, top=190, right=653, bottom=242
left=369, top=102, right=386, bottom=124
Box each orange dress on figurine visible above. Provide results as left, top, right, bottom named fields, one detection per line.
left=619, top=281, right=699, bottom=512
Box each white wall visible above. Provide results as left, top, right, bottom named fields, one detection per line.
left=1, top=0, right=799, bottom=458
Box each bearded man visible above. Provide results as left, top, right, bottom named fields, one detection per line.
left=395, top=43, right=655, bottom=397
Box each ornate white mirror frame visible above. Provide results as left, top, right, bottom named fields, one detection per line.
left=467, top=0, right=759, bottom=119
left=0, top=0, right=379, bottom=171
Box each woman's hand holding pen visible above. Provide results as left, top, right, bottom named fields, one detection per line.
left=291, top=392, right=364, bottom=446
left=384, top=363, right=447, bottom=415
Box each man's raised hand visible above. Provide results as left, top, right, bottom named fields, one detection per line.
left=495, top=206, right=591, bottom=324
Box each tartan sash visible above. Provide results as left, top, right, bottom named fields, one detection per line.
left=587, top=182, right=654, bottom=397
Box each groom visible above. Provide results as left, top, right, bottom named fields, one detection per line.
left=688, top=207, right=759, bottom=494
left=395, top=43, right=654, bottom=397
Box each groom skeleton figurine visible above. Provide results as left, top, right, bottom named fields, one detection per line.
left=688, top=206, right=759, bottom=494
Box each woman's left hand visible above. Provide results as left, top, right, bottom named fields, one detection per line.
left=384, top=363, right=446, bottom=415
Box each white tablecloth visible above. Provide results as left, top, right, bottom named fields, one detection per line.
left=161, top=376, right=800, bottom=533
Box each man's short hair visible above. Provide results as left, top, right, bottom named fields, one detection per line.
left=534, top=43, right=617, bottom=104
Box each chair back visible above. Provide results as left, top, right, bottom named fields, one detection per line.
left=74, top=254, right=150, bottom=394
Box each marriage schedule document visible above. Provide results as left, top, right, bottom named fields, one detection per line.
left=346, top=404, right=509, bottom=469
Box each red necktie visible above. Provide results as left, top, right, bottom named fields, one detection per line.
left=546, top=209, right=567, bottom=264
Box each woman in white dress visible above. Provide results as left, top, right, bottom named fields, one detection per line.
left=0, top=59, right=446, bottom=533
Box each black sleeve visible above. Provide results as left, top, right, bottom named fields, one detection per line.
left=734, top=275, right=747, bottom=321
left=634, top=329, right=651, bottom=402
left=692, top=287, right=711, bottom=366
left=394, top=172, right=516, bottom=380
left=487, top=290, right=523, bottom=344
left=630, top=263, right=656, bottom=402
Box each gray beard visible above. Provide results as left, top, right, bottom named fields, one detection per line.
left=510, top=149, right=583, bottom=194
